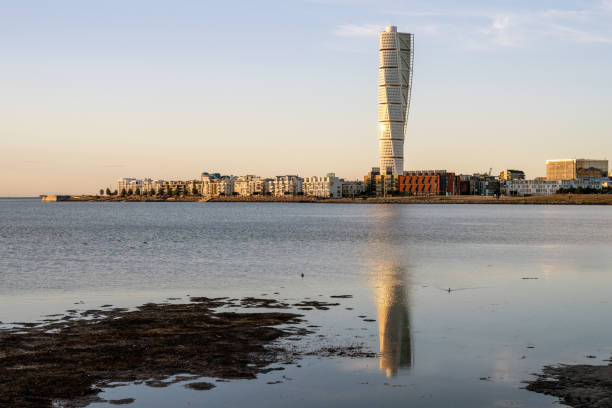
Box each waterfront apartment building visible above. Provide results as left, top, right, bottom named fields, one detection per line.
left=303, top=174, right=343, bottom=198
left=378, top=26, right=414, bottom=175
left=399, top=170, right=459, bottom=196
left=546, top=159, right=608, bottom=180
left=201, top=172, right=236, bottom=197
left=117, top=178, right=145, bottom=193
left=364, top=167, right=381, bottom=196
left=473, top=174, right=500, bottom=196
left=375, top=175, right=400, bottom=197
left=499, top=169, right=525, bottom=181
left=341, top=180, right=365, bottom=197
left=507, top=179, right=604, bottom=196
left=234, top=175, right=267, bottom=196
left=270, top=175, right=303, bottom=197
left=117, top=178, right=201, bottom=195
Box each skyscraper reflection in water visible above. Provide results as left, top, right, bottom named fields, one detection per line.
left=370, top=206, right=413, bottom=377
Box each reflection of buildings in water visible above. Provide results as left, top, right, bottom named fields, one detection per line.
left=370, top=207, right=413, bottom=377
left=375, top=261, right=412, bottom=377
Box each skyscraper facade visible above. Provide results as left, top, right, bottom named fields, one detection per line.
left=378, top=26, right=414, bottom=175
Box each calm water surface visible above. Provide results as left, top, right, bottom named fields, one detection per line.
left=1, top=199, right=612, bottom=407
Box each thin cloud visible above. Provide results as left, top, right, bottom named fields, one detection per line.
left=549, top=24, right=612, bottom=44
left=332, top=5, right=612, bottom=50
left=332, top=23, right=383, bottom=37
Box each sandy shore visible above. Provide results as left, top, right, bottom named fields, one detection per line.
left=63, top=194, right=612, bottom=205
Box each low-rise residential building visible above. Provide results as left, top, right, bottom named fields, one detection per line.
left=217, top=177, right=236, bottom=196
left=364, top=167, right=400, bottom=196
left=469, top=174, right=500, bottom=196
left=201, top=172, right=235, bottom=197
left=271, top=175, right=303, bottom=196
left=399, top=174, right=439, bottom=195
left=117, top=178, right=142, bottom=193
left=341, top=180, right=364, bottom=197
left=458, top=175, right=473, bottom=195
left=499, top=169, right=525, bottom=181
left=375, top=174, right=399, bottom=196
left=234, top=175, right=267, bottom=196
left=364, top=167, right=381, bottom=196
left=506, top=179, right=604, bottom=196
left=117, top=178, right=200, bottom=195
left=303, top=173, right=343, bottom=198
left=400, top=170, right=460, bottom=196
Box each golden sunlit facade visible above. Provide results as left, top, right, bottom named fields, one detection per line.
left=546, top=159, right=608, bottom=180
left=378, top=26, right=414, bottom=175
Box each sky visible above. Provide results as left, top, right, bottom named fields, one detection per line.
left=1, top=0, right=611, bottom=196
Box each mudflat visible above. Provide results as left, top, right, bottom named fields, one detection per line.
left=0, top=297, right=368, bottom=408
left=526, top=363, right=612, bottom=408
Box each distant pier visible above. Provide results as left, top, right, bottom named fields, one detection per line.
left=41, top=195, right=71, bottom=202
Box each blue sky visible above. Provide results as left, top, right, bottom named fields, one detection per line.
left=1, top=0, right=611, bottom=195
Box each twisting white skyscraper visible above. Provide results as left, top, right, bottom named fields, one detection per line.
left=378, top=26, right=414, bottom=175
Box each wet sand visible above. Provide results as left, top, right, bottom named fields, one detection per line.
left=0, top=296, right=372, bottom=408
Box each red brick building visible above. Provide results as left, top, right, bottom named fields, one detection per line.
left=399, top=174, right=440, bottom=195
left=399, top=171, right=459, bottom=196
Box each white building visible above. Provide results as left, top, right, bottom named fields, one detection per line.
left=303, top=174, right=343, bottom=198
left=201, top=173, right=215, bottom=197
left=201, top=172, right=235, bottom=197
left=142, top=179, right=164, bottom=194
left=217, top=177, right=236, bottom=196
left=117, top=178, right=155, bottom=194
left=271, top=175, right=303, bottom=197
left=506, top=179, right=604, bottom=196
left=234, top=175, right=267, bottom=196
left=378, top=26, right=414, bottom=175
left=117, top=178, right=139, bottom=193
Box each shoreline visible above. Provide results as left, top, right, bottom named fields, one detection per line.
left=51, top=194, right=612, bottom=205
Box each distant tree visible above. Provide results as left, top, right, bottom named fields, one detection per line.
left=120, top=188, right=127, bottom=197
left=99, top=189, right=104, bottom=196
left=127, top=188, right=133, bottom=196
left=135, top=187, right=141, bottom=196
left=105, top=188, right=111, bottom=196
left=192, top=185, right=198, bottom=195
